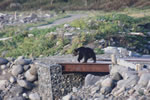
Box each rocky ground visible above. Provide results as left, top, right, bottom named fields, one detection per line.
left=0, top=50, right=150, bottom=100
left=62, top=56, right=150, bottom=100
left=0, top=57, right=39, bottom=100
left=0, top=11, right=55, bottom=29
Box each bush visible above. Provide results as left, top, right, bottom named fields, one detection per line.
left=70, top=19, right=88, bottom=29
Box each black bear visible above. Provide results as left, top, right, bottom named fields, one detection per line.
left=73, top=47, right=96, bottom=63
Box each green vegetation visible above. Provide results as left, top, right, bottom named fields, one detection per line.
left=0, top=8, right=150, bottom=58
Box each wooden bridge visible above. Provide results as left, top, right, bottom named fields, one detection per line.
left=59, top=57, right=150, bottom=73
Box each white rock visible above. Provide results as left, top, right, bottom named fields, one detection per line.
left=9, top=76, right=16, bottom=83
left=29, top=92, right=40, bottom=100
left=28, top=34, right=34, bottom=37
left=64, top=24, right=70, bottom=28
left=101, top=78, right=114, bottom=88
left=103, top=46, right=119, bottom=54
left=1, top=65, right=7, bottom=70
left=22, top=93, right=28, bottom=98
left=62, top=93, right=72, bottom=100
left=11, top=65, right=23, bottom=76
left=72, top=87, right=78, bottom=93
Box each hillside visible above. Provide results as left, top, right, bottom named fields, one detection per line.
left=0, top=0, right=150, bottom=11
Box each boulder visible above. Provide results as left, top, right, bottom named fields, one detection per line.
left=103, top=46, right=119, bottom=54
left=14, top=58, right=32, bottom=65
left=100, top=87, right=112, bottom=95
left=29, top=92, right=40, bottom=100
left=101, top=78, right=114, bottom=88
left=11, top=65, right=23, bottom=76
left=0, top=57, right=9, bottom=65
left=111, top=72, right=123, bottom=81
left=84, top=74, right=101, bottom=86
left=138, top=73, right=150, bottom=87
left=25, top=70, right=37, bottom=82
left=17, top=80, right=32, bottom=89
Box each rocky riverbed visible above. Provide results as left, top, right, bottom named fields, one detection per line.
left=63, top=58, right=150, bottom=100
left=0, top=51, right=150, bottom=100
left=0, top=57, right=39, bottom=100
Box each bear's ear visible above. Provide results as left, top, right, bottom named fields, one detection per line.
left=74, top=49, right=78, bottom=52
left=73, top=49, right=79, bottom=56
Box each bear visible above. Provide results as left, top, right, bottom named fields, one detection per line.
left=73, top=47, right=96, bottom=63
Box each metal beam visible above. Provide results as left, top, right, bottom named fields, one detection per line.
left=59, top=63, right=110, bottom=72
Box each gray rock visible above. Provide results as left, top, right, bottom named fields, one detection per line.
left=84, top=74, right=101, bottom=86
left=11, top=65, right=23, bottom=76
left=0, top=80, right=9, bottom=90
left=101, top=78, right=114, bottom=88
left=91, top=86, right=100, bottom=94
left=28, top=64, right=37, bottom=75
left=94, top=95, right=105, bottom=100
left=138, top=73, right=150, bottom=87
left=23, top=65, right=30, bottom=71
left=8, top=96, right=25, bottom=100
left=113, top=87, right=125, bottom=96
left=72, top=87, right=78, bottom=93
left=100, top=87, right=112, bottom=95
left=0, top=57, right=9, bottom=65
left=117, top=75, right=139, bottom=88
left=112, top=72, right=123, bottom=81
left=103, top=46, right=119, bottom=54
left=14, top=59, right=32, bottom=65
left=17, top=80, right=32, bottom=89
left=127, top=96, right=138, bottom=100
left=10, top=85, right=23, bottom=96
left=29, top=92, right=41, bottom=100
left=25, top=70, right=37, bottom=82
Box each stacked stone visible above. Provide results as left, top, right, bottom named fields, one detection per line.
left=0, top=57, right=40, bottom=100
left=63, top=62, right=150, bottom=100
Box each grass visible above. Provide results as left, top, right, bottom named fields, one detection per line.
left=0, top=8, right=150, bottom=58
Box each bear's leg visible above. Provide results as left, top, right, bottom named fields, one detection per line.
left=93, top=55, right=96, bottom=63
left=78, top=54, right=83, bottom=62
left=83, top=56, right=88, bottom=63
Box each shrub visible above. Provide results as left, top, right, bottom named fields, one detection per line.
left=70, top=19, right=88, bottom=29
